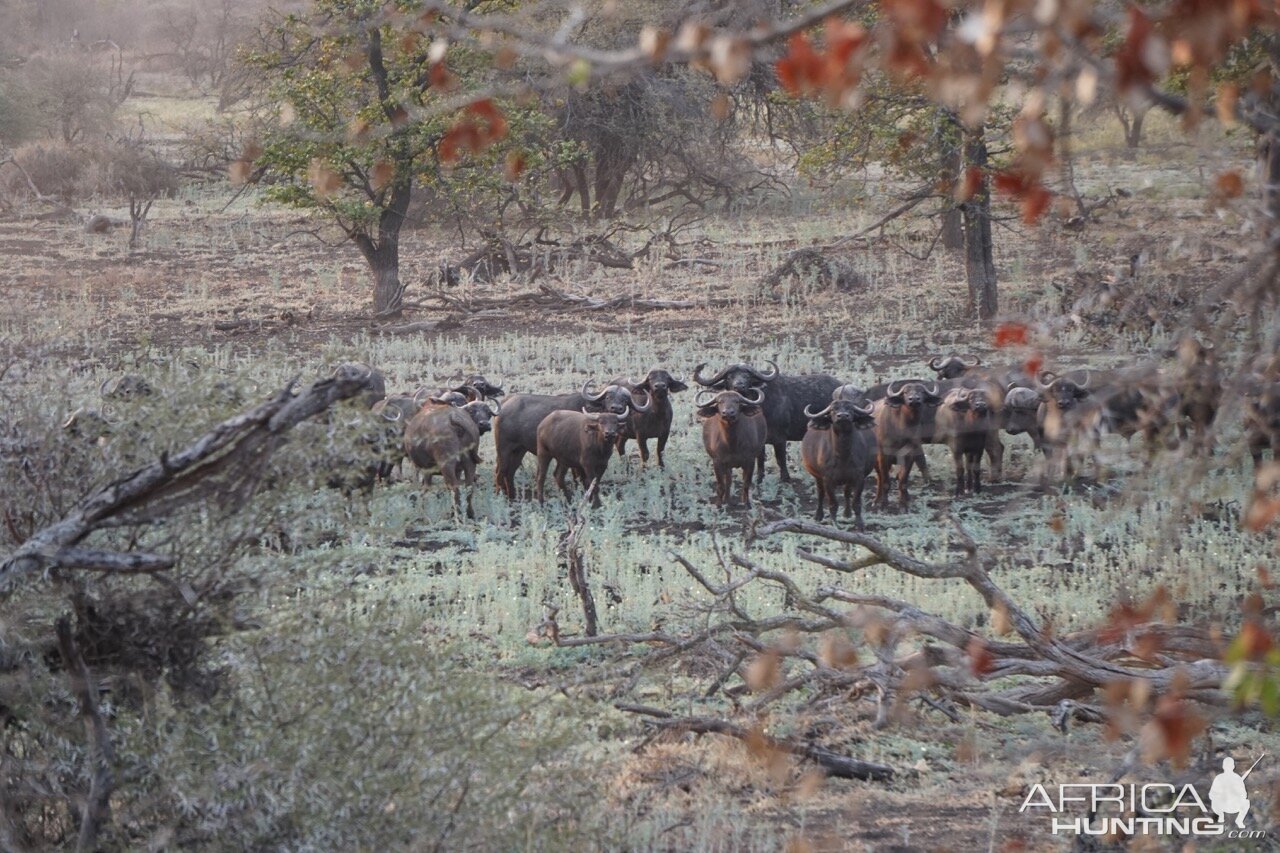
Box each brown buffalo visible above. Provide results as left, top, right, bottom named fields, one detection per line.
left=697, top=388, right=768, bottom=507
left=872, top=380, right=942, bottom=508
left=934, top=385, right=997, bottom=496
left=801, top=396, right=877, bottom=527
left=404, top=402, right=481, bottom=515
left=534, top=409, right=628, bottom=506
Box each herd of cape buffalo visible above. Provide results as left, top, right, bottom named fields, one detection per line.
left=328, top=337, right=1280, bottom=528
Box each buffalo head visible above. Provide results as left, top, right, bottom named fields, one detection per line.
left=1039, top=370, right=1090, bottom=411
left=693, top=361, right=778, bottom=396
left=463, top=398, right=502, bottom=434
left=583, top=381, right=652, bottom=416
left=927, top=354, right=981, bottom=380
left=1002, top=386, right=1042, bottom=434
left=805, top=398, right=874, bottom=432
left=695, top=388, right=764, bottom=425
left=943, top=386, right=992, bottom=416
left=884, top=380, right=941, bottom=411
left=632, top=367, right=688, bottom=400
left=457, top=374, right=504, bottom=399
left=580, top=408, right=627, bottom=443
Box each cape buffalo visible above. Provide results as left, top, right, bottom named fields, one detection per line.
left=404, top=402, right=481, bottom=516
left=872, top=380, right=942, bottom=508
left=610, top=368, right=688, bottom=466
left=697, top=388, right=768, bottom=507
left=693, top=360, right=840, bottom=484
left=494, top=382, right=650, bottom=498
left=801, top=396, right=877, bottom=527
left=934, top=385, right=997, bottom=496
left=535, top=409, right=628, bottom=506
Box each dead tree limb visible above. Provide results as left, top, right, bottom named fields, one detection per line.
left=56, top=616, right=115, bottom=853
left=620, top=710, right=895, bottom=781
left=0, top=367, right=378, bottom=598
left=560, top=484, right=599, bottom=636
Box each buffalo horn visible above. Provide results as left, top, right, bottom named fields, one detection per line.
left=581, top=381, right=609, bottom=402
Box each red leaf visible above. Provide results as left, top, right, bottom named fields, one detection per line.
left=1115, top=7, right=1157, bottom=92
left=994, top=323, right=1028, bottom=348
left=1021, top=185, right=1053, bottom=225
left=503, top=151, right=526, bottom=182
left=429, top=61, right=456, bottom=91
left=967, top=636, right=995, bottom=677
left=955, top=167, right=982, bottom=202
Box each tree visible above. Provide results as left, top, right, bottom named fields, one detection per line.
left=99, top=140, right=178, bottom=249
left=245, top=1, right=506, bottom=317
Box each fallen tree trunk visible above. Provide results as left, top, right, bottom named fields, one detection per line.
left=0, top=365, right=378, bottom=598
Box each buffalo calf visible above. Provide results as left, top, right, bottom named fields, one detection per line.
left=535, top=410, right=627, bottom=507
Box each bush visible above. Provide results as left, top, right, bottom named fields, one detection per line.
left=0, top=358, right=607, bottom=849
left=0, top=140, right=95, bottom=202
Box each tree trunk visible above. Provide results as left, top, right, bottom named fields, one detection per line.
left=940, top=138, right=964, bottom=250
left=355, top=180, right=410, bottom=317
left=962, top=127, right=998, bottom=320
left=1125, top=106, right=1147, bottom=149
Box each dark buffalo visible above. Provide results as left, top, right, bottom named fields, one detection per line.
left=535, top=409, right=627, bottom=506
left=934, top=385, right=997, bottom=496
left=331, top=362, right=386, bottom=409
left=872, top=380, right=942, bottom=508
left=1171, top=338, right=1220, bottom=450
left=1246, top=376, right=1280, bottom=471
left=801, top=396, right=877, bottom=527
left=1001, top=385, right=1045, bottom=452
left=1034, top=366, right=1172, bottom=468
left=493, top=382, right=650, bottom=498
left=1036, top=371, right=1103, bottom=480
left=610, top=368, right=688, bottom=467
left=927, top=354, right=983, bottom=380
left=404, top=402, right=481, bottom=515
left=693, top=360, right=841, bottom=483
left=697, top=388, right=768, bottom=507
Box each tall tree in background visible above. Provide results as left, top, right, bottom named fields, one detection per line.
left=245, top=0, right=506, bottom=316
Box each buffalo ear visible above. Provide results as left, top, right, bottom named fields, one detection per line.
left=584, top=420, right=600, bottom=432
left=669, top=379, right=689, bottom=393
left=740, top=404, right=761, bottom=417
left=808, top=415, right=832, bottom=430
left=696, top=404, right=718, bottom=418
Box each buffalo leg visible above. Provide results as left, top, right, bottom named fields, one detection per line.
left=985, top=433, right=1004, bottom=482
left=615, top=436, right=627, bottom=458
left=711, top=463, right=728, bottom=506
left=914, top=449, right=930, bottom=485
left=637, top=438, right=650, bottom=466
left=897, top=449, right=913, bottom=508
left=852, top=479, right=865, bottom=530
left=874, top=452, right=890, bottom=508
left=554, top=464, right=573, bottom=499
left=843, top=482, right=853, bottom=519
left=756, top=447, right=767, bottom=484
left=813, top=476, right=826, bottom=521
left=773, top=441, right=791, bottom=483
left=534, top=452, right=551, bottom=503
left=970, top=448, right=983, bottom=494
left=741, top=460, right=755, bottom=507
left=952, top=448, right=965, bottom=497
left=496, top=449, right=525, bottom=498
left=656, top=433, right=668, bottom=467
